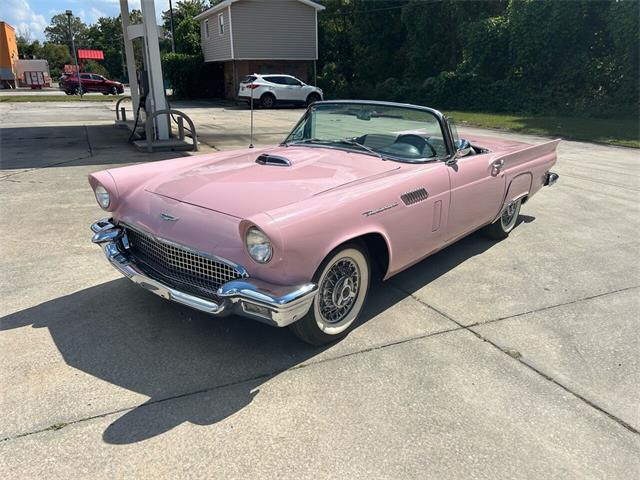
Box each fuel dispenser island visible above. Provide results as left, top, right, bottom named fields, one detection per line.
left=117, top=0, right=197, bottom=152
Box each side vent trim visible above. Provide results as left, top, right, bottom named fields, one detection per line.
left=256, top=153, right=291, bottom=167
left=401, top=187, right=429, bottom=206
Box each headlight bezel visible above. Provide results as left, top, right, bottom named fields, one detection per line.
left=94, top=184, right=111, bottom=209
left=245, top=226, right=273, bottom=264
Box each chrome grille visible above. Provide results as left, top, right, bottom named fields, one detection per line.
left=124, top=227, right=244, bottom=294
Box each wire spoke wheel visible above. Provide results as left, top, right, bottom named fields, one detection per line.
left=501, top=201, right=519, bottom=230
left=318, top=258, right=360, bottom=324
left=289, top=244, right=370, bottom=345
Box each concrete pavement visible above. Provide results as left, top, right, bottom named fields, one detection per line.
left=0, top=100, right=638, bottom=479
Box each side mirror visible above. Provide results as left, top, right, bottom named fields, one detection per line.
left=455, top=139, right=472, bottom=158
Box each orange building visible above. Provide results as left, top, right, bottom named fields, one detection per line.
left=0, top=21, right=19, bottom=88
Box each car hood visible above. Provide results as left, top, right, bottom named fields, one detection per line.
left=144, top=146, right=399, bottom=219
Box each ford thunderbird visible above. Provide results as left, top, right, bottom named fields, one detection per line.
left=89, top=100, right=559, bottom=345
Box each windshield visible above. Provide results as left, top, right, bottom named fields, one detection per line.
left=283, top=102, right=448, bottom=162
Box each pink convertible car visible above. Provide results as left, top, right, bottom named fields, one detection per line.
left=90, top=101, right=559, bottom=345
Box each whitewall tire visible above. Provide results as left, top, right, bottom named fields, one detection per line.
left=482, top=198, right=522, bottom=239
left=290, top=243, right=370, bottom=345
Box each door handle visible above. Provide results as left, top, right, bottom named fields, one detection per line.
left=492, top=159, right=505, bottom=175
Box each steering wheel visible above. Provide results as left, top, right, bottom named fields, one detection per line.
left=395, top=134, right=437, bottom=157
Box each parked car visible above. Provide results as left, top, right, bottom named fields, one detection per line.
left=237, top=74, right=323, bottom=108
left=60, top=72, right=124, bottom=95
left=89, top=100, right=559, bottom=345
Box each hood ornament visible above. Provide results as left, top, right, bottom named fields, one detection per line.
left=160, top=213, right=179, bottom=222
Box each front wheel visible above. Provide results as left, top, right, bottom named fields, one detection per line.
left=289, top=244, right=370, bottom=346
left=482, top=198, right=522, bottom=240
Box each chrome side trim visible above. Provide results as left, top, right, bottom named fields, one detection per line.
left=362, top=202, right=399, bottom=217
left=91, top=220, right=317, bottom=327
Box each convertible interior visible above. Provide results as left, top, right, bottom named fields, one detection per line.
left=354, top=133, right=479, bottom=160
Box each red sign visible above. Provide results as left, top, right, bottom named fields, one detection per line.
left=63, top=64, right=78, bottom=74
left=77, top=49, right=104, bottom=60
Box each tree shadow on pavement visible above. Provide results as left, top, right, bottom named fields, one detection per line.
left=0, top=221, right=532, bottom=444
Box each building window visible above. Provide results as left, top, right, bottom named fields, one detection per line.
left=204, top=19, right=209, bottom=38
left=218, top=13, right=225, bottom=35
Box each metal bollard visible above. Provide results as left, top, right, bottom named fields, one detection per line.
left=177, top=116, right=184, bottom=139
left=120, top=107, right=127, bottom=122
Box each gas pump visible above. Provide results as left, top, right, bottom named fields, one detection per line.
left=120, top=0, right=169, bottom=142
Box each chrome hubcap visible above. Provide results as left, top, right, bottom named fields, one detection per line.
left=501, top=202, right=517, bottom=228
left=319, top=258, right=360, bottom=324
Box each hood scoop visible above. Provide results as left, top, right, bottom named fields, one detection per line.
left=256, top=153, right=291, bottom=167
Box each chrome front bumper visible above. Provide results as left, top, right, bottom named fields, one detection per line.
left=91, top=219, right=317, bottom=327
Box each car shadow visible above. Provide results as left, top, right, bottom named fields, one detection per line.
left=0, top=218, right=534, bottom=444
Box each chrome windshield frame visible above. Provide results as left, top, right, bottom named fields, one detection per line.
left=281, top=100, right=455, bottom=162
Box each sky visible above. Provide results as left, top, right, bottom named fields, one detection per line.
left=4, top=0, right=172, bottom=41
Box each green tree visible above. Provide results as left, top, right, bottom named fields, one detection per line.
left=39, top=43, right=72, bottom=79
left=162, top=0, right=208, bottom=54
left=45, top=14, right=89, bottom=47
left=86, top=16, right=126, bottom=80
left=83, top=60, right=109, bottom=77
left=16, top=37, right=42, bottom=59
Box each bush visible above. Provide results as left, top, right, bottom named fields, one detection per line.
left=83, top=60, right=109, bottom=78
left=161, top=53, right=223, bottom=99
left=317, top=62, right=350, bottom=99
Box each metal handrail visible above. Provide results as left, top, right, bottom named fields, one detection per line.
left=144, top=109, right=198, bottom=153
left=115, top=96, right=132, bottom=121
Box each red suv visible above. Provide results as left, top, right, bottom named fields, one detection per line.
left=60, top=73, right=124, bottom=95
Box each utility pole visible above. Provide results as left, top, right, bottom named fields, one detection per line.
left=168, top=0, right=176, bottom=53
left=65, top=10, right=83, bottom=99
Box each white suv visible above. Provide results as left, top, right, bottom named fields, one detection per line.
left=238, top=74, right=323, bottom=109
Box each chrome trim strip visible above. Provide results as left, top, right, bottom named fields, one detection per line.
left=119, top=221, right=249, bottom=277
left=91, top=220, right=317, bottom=327
left=362, top=202, right=398, bottom=217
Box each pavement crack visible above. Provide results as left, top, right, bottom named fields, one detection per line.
left=468, top=331, right=640, bottom=436
left=466, top=285, right=640, bottom=328
left=3, top=286, right=637, bottom=443
left=389, top=282, right=640, bottom=436
left=0, top=324, right=464, bottom=444
left=84, top=125, right=94, bottom=157
left=0, top=153, right=93, bottom=181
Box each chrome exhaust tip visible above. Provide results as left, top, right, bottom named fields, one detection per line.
left=545, top=172, right=559, bottom=186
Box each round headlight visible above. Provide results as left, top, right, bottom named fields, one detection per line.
left=95, top=184, right=111, bottom=209
left=245, top=227, right=272, bottom=263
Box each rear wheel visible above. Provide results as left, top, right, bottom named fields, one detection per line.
left=289, top=243, right=370, bottom=346
left=260, top=93, right=275, bottom=109
left=482, top=199, right=522, bottom=239
left=109, top=86, right=118, bottom=95
left=73, top=86, right=84, bottom=95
